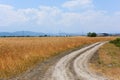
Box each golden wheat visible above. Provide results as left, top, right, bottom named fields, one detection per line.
left=0, top=37, right=114, bottom=78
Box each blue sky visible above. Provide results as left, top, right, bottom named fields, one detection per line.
left=0, top=0, right=120, bottom=33
left=0, top=0, right=65, bottom=8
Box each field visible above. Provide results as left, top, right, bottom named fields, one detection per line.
left=90, top=41, right=120, bottom=80
left=0, top=37, right=114, bottom=78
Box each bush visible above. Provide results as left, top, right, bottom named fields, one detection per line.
left=87, top=32, right=97, bottom=37
left=110, top=38, right=120, bottom=47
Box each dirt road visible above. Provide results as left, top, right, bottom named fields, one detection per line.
left=7, top=42, right=108, bottom=80
left=43, top=42, right=108, bottom=80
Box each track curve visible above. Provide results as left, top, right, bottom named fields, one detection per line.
left=43, top=42, right=109, bottom=80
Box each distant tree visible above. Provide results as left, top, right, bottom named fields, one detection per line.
left=44, top=35, right=48, bottom=37
left=87, top=32, right=92, bottom=37
left=87, top=32, right=97, bottom=37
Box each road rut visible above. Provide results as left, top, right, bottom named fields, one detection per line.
left=5, top=42, right=109, bottom=80
left=43, top=42, right=108, bottom=80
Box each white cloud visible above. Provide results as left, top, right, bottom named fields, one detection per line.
left=0, top=4, right=13, bottom=9
left=60, top=12, right=81, bottom=27
left=114, top=11, right=120, bottom=15
left=0, top=4, right=28, bottom=26
left=62, top=0, right=94, bottom=10
left=36, top=6, right=62, bottom=26
left=0, top=3, right=120, bottom=33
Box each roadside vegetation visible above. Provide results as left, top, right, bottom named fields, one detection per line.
left=0, top=37, right=114, bottom=78
left=110, top=38, right=120, bottom=47
left=90, top=38, right=120, bottom=80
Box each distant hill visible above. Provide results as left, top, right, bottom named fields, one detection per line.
left=0, top=31, right=117, bottom=37
left=0, top=31, right=46, bottom=37
left=0, top=31, right=85, bottom=37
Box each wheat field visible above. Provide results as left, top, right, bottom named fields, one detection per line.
left=0, top=37, right=114, bottom=78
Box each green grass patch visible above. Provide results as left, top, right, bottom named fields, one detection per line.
left=110, top=38, right=120, bottom=47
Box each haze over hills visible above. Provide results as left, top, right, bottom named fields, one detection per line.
left=0, top=31, right=45, bottom=37
left=0, top=31, right=119, bottom=37
left=0, top=31, right=85, bottom=37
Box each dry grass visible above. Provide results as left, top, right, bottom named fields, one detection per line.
left=90, top=42, right=120, bottom=80
left=0, top=37, right=114, bottom=78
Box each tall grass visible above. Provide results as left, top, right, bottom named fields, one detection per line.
left=0, top=37, right=114, bottom=78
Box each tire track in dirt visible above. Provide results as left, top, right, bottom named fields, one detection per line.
left=3, top=42, right=109, bottom=80
left=43, top=42, right=109, bottom=80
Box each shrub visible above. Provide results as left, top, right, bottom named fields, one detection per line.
left=110, top=38, right=120, bottom=47
left=87, top=32, right=97, bottom=37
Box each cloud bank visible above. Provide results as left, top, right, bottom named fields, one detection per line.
left=0, top=0, right=120, bottom=33
left=62, top=0, right=94, bottom=10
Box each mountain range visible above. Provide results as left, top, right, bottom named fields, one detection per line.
left=0, top=31, right=46, bottom=37
left=0, top=31, right=116, bottom=37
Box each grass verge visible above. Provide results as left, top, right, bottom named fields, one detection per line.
left=90, top=42, right=120, bottom=80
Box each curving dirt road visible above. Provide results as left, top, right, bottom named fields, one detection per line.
left=6, top=42, right=109, bottom=80
left=43, top=42, right=108, bottom=80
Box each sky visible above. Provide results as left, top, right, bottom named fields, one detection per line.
left=0, top=0, right=120, bottom=33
